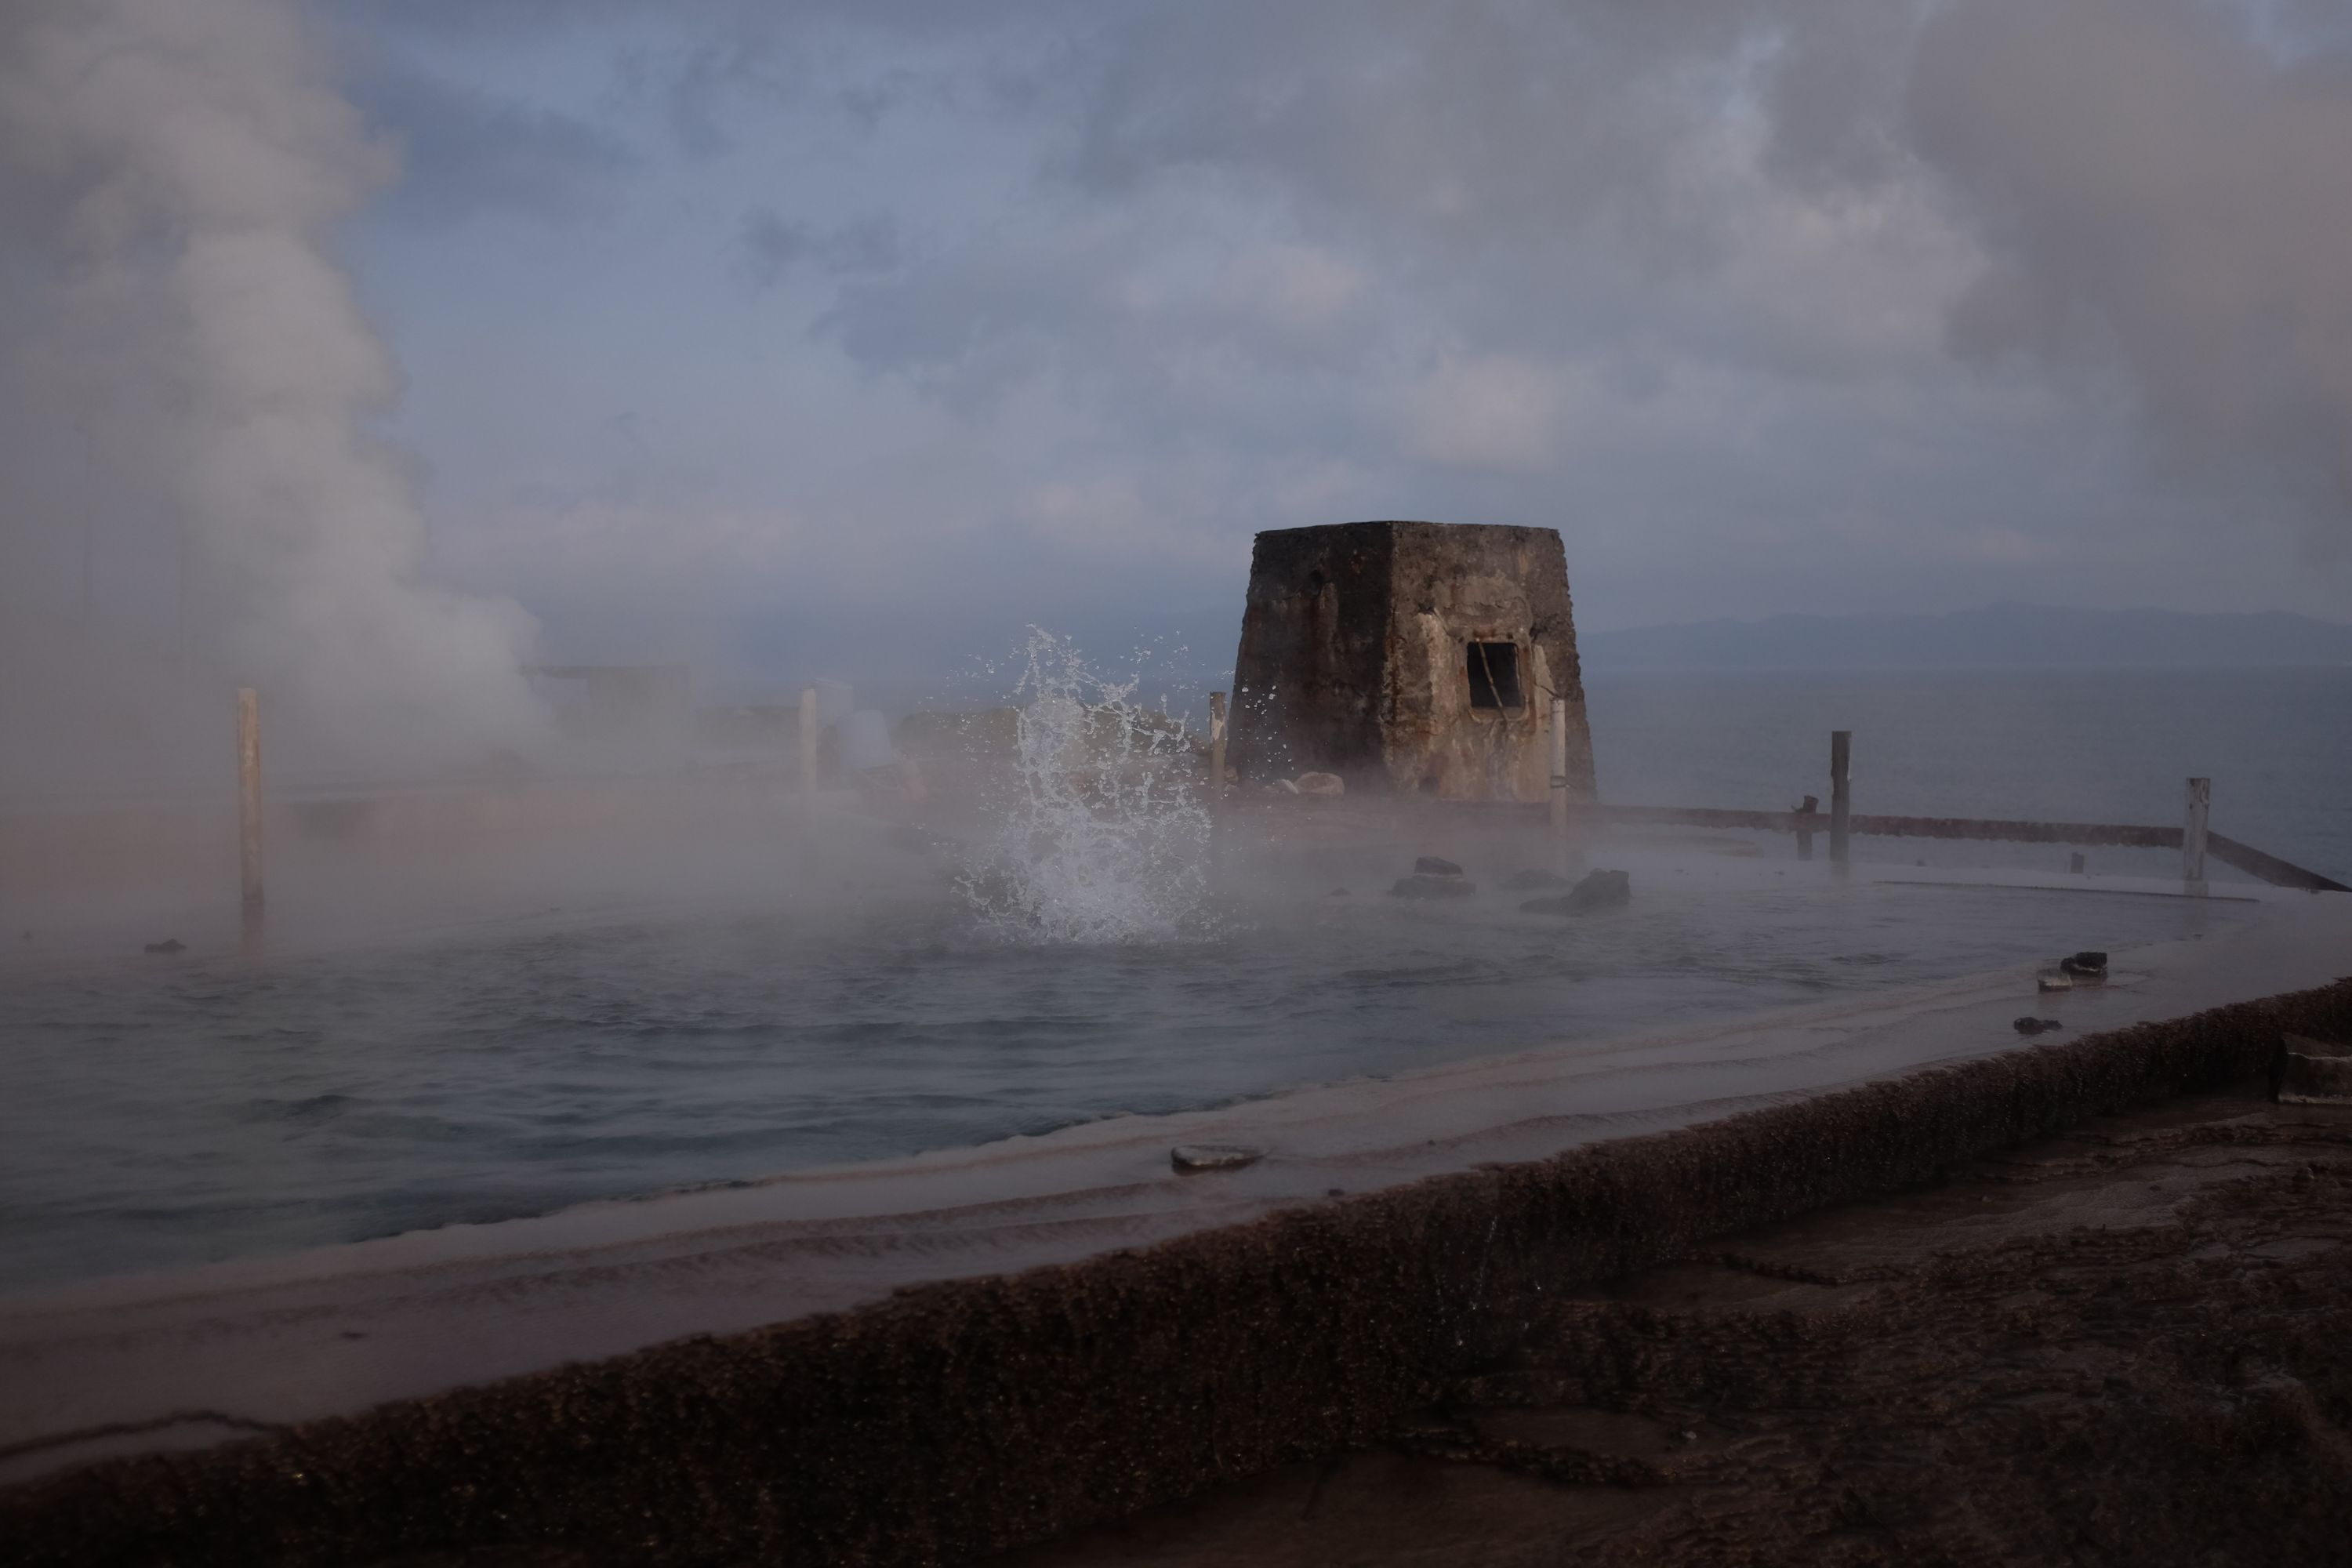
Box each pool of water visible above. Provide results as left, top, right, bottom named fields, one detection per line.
left=0, top=855, right=2244, bottom=1294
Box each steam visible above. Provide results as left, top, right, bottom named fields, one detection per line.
left=0, top=0, right=546, bottom=788
left=1911, top=0, right=2352, bottom=526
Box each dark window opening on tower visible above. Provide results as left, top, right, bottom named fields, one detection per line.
left=1467, top=641, right=1522, bottom=710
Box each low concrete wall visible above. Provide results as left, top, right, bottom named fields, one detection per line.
left=6, top=978, right=2349, bottom=1566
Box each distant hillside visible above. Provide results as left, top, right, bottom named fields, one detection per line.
left=1581, top=605, right=2352, bottom=671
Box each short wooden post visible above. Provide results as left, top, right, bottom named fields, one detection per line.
left=798, top=686, right=820, bottom=797
left=1828, top=731, right=1852, bottom=866
left=1207, top=691, right=1229, bottom=809
left=1549, top=697, right=1570, bottom=846
left=2183, top=777, right=2210, bottom=893
left=236, top=687, right=263, bottom=944
left=1795, top=794, right=1818, bottom=861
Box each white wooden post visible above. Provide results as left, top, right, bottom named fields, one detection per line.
left=237, top=687, right=263, bottom=946
left=799, top=686, right=820, bottom=797
left=2183, top=777, right=2210, bottom=895
left=1829, top=731, right=1852, bottom=866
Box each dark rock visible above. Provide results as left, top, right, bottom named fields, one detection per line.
left=1502, top=869, right=1570, bottom=891
left=2060, top=951, right=2109, bottom=979
left=1391, top=875, right=1476, bottom=900
left=1523, top=869, right=1631, bottom=916
left=2013, top=1017, right=2065, bottom=1036
left=1413, top=856, right=1465, bottom=877
left=142, top=938, right=186, bottom=955
left=1171, top=1144, right=1262, bottom=1174
left=1574, top=869, right=1632, bottom=908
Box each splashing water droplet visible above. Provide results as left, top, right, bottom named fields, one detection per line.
left=960, top=630, right=1215, bottom=944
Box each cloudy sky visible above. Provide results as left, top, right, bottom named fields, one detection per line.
left=5, top=0, right=2352, bottom=757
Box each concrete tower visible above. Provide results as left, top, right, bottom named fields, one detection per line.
left=1228, top=520, right=1596, bottom=801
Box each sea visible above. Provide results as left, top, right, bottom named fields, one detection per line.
left=0, top=665, right=2344, bottom=1294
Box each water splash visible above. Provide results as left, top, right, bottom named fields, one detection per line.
left=961, top=630, right=1214, bottom=944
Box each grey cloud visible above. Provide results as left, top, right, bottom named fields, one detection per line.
left=68, top=0, right=2336, bottom=698
left=800, top=0, right=2352, bottom=546
left=349, top=55, right=634, bottom=225
left=1057, top=2, right=1929, bottom=266
left=736, top=207, right=812, bottom=290
left=737, top=209, right=899, bottom=291
left=818, top=258, right=1063, bottom=415
left=789, top=0, right=1952, bottom=440
left=1911, top=0, right=2352, bottom=524
left=1756, top=2, right=1927, bottom=194
left=1061, top=3, right=1745, bottom=266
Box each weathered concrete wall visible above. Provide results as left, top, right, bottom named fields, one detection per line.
left=1230, top=521, right=1595, bottom=800
left=1228, top=523, right=1396, bottom=785
left=1381, top=521, right=1591, bottom=801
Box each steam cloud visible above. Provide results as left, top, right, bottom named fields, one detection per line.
left=0, top=0, right=546, bottom=790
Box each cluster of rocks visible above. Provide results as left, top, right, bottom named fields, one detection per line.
left=2038, top=949, right=2108, bottom=993
left=1385, top=858, right=1632, bottom=915
left=2020, top=951, right=2105, bottom=1033
left=1521, top=869, right=1631, bottom=916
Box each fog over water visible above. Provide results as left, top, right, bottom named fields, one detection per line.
left=1, top=651, right=2341, bottom=1294
left=0, top=848, right=2256, bottom=1294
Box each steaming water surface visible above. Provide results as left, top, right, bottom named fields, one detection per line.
left=0, top=872, right=2245, bottom=1293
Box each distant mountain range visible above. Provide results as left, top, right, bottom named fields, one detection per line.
left=1580, top=605, right=2352, bottom=671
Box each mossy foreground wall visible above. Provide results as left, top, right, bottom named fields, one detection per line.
left=9, top=978, right=2351, bottom=1566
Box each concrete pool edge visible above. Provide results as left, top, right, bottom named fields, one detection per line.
left=5, top=969, right=2350, bottom=1565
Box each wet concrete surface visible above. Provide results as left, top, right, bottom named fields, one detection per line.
left=1002, top=1087, right=2352, bottom=1567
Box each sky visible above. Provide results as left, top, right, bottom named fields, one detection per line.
left=3, top=0, right=2351, bottom=773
